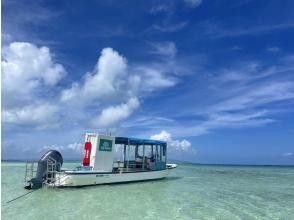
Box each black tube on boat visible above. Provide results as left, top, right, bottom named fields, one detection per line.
left=25, top=150, right=63, bottom=189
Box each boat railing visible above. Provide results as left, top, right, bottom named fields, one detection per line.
left=44, top=172, right=66, bottom=188
left=112, top=160, right=157, bottom=173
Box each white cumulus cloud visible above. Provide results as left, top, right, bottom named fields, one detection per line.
left=2, top=42, right=179, bottom=131
left=2, top=42, right=66, bottom=128
left=59, top=46, right=177, bottom=128
left=2, top=42, right=65, bottom=98
left=151, top=130, right=196, bottom=155
left=61, top=47, right=128, bottom=103
left=94, top=97, right=140, bottom=127
left=2, top=102, right=59, bottom=128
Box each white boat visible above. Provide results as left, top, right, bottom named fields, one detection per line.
left=24, top=133, right=177, bottom=189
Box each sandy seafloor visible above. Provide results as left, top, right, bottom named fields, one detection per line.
left=1, top=162, right=294, bottom=220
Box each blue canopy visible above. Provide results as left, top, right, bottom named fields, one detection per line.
left=115, top=137, right=166, bottom=146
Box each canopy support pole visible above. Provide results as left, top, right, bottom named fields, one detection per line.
left=123, top=144, right=126, bottom=167
left=165, top=145, right=167, bottom=164
left=127, top=140, right=130, bottom=172
left=142, top=144, right=145, bottom=170
left=160, top=144, right=163, bottom=162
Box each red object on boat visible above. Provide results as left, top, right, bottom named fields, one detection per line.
left=82, top=141, right=92, bottom=166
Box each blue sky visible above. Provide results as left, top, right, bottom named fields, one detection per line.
left=2, top=0, right=294, bottom=164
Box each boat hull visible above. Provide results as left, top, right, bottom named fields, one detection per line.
left=54, top=169, right=169, bottom=187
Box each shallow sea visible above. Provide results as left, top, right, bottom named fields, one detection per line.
left=1, top=162, right=294, bottom=220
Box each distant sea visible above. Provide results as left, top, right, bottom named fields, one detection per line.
left=2, top=162, right=294, bottom=219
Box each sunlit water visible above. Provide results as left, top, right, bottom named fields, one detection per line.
left=2, top=162, right=294, bottom=220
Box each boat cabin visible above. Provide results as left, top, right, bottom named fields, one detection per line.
left=80, top=133, right=167, bottom=173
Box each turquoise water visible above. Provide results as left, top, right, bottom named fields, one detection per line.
left=2, top=162, right=294, bottom=220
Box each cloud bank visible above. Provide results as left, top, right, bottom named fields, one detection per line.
left=2, top=42, right=178, bottom=132
left=2, top=42, right=65, bottom=129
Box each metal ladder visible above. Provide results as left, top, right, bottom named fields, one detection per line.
left=44, top=157, right=62, bottom=187
left=24, top=161, right=37, bottom=185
